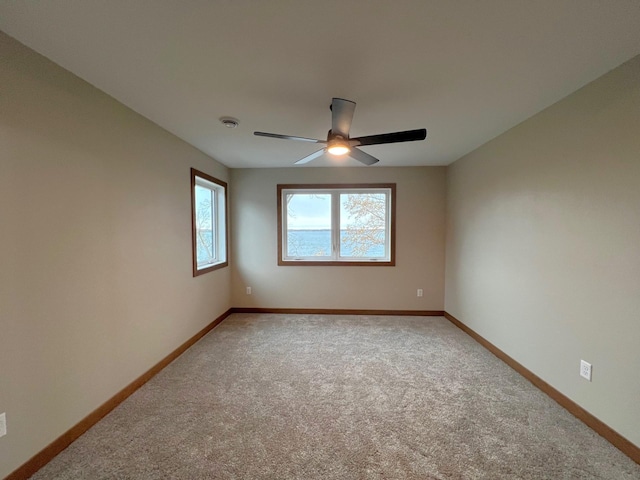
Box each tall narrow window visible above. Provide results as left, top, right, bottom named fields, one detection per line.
left=191, top=168, right=228, bottom=276
left=278, top=184, right=396, bottom=266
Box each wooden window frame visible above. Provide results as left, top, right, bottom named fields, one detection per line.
left=277, top=183, right=396, bottom=267
left=191, top=168, right=228, bottom=276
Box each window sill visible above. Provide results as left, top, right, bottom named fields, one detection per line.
left=278, top=259, right=395, bottom=267
left=194, top=261, right=229, bottom=276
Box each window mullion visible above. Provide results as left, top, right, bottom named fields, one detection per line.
left=331, top=191, right=340, bottom=260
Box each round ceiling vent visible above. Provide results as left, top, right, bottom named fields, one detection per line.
left=220, top=117, right=239, bottom=128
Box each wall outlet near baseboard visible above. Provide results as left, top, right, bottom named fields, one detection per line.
left=246, top=286, right=252, bottom=295
left=417, top=289, right=423, bottom=297
left=580, top=360, right=592, bottom=381
left=0, top=412, right=6, bottom=437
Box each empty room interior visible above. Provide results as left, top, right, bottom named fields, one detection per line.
left=1, top=2, right=639, bottom=479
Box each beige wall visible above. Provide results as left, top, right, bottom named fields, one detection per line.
left=0, top=33, right=230, bottom=477
left=230, top=167, right=446, bottom=310
left=445, top=56, right=640, bottom=446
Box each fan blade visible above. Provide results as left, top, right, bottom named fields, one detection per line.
left=348, top=147, right=379, bottom=166
left=294, top=148, right=326, bottom=165
left=331, top=98, right=356, bottom=138
left=254, top=132, right=326, bottom=143
left=351, top=128, right=427, bottom=147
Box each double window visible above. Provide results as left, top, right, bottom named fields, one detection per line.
left=277, top=184, right=396, bottom=266
left=191, top=168, right=228, bottom=276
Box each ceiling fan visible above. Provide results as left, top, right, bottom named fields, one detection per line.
left=254, top=98, right=427, bottom=165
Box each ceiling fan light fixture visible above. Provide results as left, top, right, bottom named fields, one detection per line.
left=327, top=142, right=350, bottom=156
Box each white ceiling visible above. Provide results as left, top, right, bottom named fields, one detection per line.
left=1, top=1, right=639, bottom=168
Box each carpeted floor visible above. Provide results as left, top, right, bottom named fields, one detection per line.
left=30, top=314, right=640, bottom=479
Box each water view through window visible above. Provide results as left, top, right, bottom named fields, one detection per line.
left=281, top=185, right=393, bottom=264
left=286, top=193, right=332, bottom=257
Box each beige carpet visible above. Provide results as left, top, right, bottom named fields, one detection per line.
left=30, top=314, right=640, bottom=479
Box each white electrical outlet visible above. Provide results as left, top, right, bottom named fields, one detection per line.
left=0, top=412, right=6, bottom=438
left=580, top=360, right=592, bottom=381
left=246, top=286, right=252, bottom=295
left=417, top=289, right=423, bottom=297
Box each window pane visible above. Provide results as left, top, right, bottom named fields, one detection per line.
left=286, top=193, right=332, bottom=257
left=195, top=184, right=215, bottom=267
left=340, top=192, right=387, bottom=258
